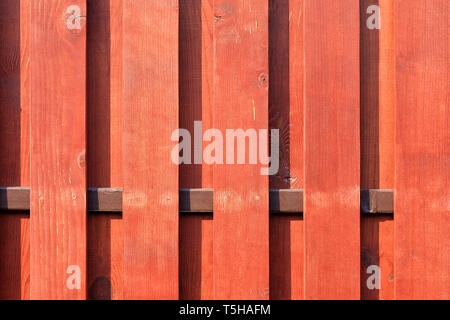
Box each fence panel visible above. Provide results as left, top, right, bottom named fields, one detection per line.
left=0, top=0, right=447, bottom=301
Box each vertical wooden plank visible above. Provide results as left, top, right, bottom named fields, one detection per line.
left=269, top=0, right=303, bottom=190
left=361, top=216, right=394, bottom=300
left=30, top=0, right=87, bottom=299
left=269, top=215, right=303, bottom=300
left=179, top=0, right=213, bottom=189
left=0, top=213, right=29, bottom=300
left=304, top=0, right=360, bottom=299
left=87, top=214, right=123, bottom=300
left=268, top=0, right=304, bottom=300
left=0, top=0, right=31, bottom=300
left=395, top=0, right=449, bottom=300
left=360, top=0, right=395, bottom=190
left=178, top=0, right=214, bottom=300
left=86, top=0, right=123, bottom=300
left=0, top=0, right=21, bottom=186
left=213, top=0, right=269, bottom=299
left=87, top=0, right=123, bottom=189
left=377, top=0, right=395, bottom=189
left=359, top=0, right=395, bottom=300
left=179, top=214, right=213, bottom=300
left=122, top=0, right=179, bottom=299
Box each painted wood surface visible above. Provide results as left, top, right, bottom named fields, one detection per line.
left=0, top=0, right=30, bottom=300
left=122, top=0, right=179, bottom=299
left=395, top=0, right=449, bottom=300
left=87, top=0, right=123, bottom=189
left=269, top=0, right=303, bottom=190
left=304, top=0, right=360, bottom=299
left=30, top=0, right=87, bottom=299
left=179, top=0, right=213, bottom=189
left=0, top=0, right=446, bottom=301
left=85, top=0, right=123, bottom=299
left=359, top=0, right=395, bottom=300
left=213, top=0, right=270, bottom=299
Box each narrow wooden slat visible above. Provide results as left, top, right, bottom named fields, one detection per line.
left=304, top=0, right=360, bottom=299
left=30, top=0, right=87, bottom=299
left=87, top=213, right=123, bottom=300
left=361, top=216, right=394, bottom=300
left=0, top=0, right=20, bottom=187
left=213, top=0, right=270, bottom=299
left=122, top=0, right=179, bottom=299
left=359, top=1, right=395, bottom=300
left=87, top=0, right=123, bottom=189
left=179, top=0, right=214, bottom=189
left=86, top=0, right=123, bottom=300
left=269, top=0, right=304, bottom=190
left=179, top=213, right=214, bottom=300
left=269, top=214, right=303, bottom=300
left=395, top=0, right=449, bottom=299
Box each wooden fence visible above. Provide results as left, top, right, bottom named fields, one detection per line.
left=0, top=0, right=448, bottom=300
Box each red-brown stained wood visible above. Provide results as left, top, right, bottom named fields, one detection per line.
left=304, top=0, right=360, bottom=299
left=269, top=0, right=303, bottom=190
left=178, top=1, right=214, bottom=299
left=0, top=0, right=30, bottom=300
left=86, top=0, right=123, bottom=300
left=361, top=216, right=394, bottom=300
left=179, top=0, right=213, bottom=189
left=180, top=214, right=213, bottom=300
left=360, top=0, right=395, bottom=190
left=359, top=1, right=395, bottom=300
left=0, top=213, right=29, bottom=300
left=213, top=0, right=270, bottom=299
left=395, top=0, right=450, bottom=300
left=87, top=213, right=123, bottom=300
left=0, top=0, right=23, bottom=187
left=87, top=0, right=123, bottom=189
left=30, top=0, right=87, bottom=299
left=269, top=215, right=303, bottom=300
left=122, top=0, right=179, bottom=299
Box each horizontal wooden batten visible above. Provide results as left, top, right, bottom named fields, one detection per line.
left=0, top=187, right=394, bottom=214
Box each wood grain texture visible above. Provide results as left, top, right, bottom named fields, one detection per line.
left=86, top=1, right=123, bottom=300
left=30, top=0, right=87, bottom=299
left=0, top=0, right=30, bottom=187
left=122, top=0, right=179, bottom=299
left=87, top=213, right=123, bottom=300
left=269, top=0, right=303, bottom=189
left=361, top=216, right=394, bottom=300
left=178, top=1, right=214, bottom=299
left=180, top=214, right=213, bottom=300
left=0, top=0, right=30, bottom=300
left=269, top=215, right=303, bottom=300
left=360, top=0, right=395, bottom=190
left=179, top=0, right=213, bottom=189
left=0, top=213, right=29, bottom=300
left=213, top=0, right=269, bottom=299
left=395, top=0, right=449, bottom=300
left=87, top=0, right=123, bottom=188
left=304, top=0, right=360, bottom=299
left=359, top=1, right=395, bottom=301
